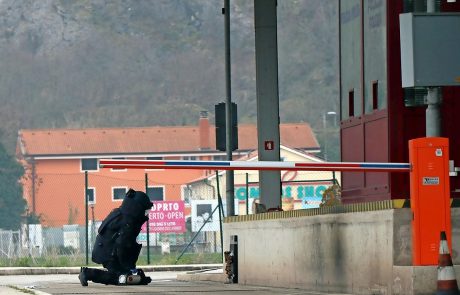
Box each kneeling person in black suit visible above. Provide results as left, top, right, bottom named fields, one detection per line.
left=79, top=189, right=153, bottom=286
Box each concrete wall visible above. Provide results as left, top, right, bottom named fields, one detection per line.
left=223, top=208, right=460, bottom=295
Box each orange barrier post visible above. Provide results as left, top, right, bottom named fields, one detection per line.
left=409, top=137, right=452, bottom=265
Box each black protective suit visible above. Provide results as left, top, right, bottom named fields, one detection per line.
left=79, top=189, right=153, bottom=286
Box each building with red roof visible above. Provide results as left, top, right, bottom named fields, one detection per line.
left=16, top=112, right=320, bottom=227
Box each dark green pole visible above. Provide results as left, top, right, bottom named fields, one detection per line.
left=215, top=171, right=224, bottom=257
left=246, top=173, right=249, bottom=215
left=223, top=0, right=235, bottom=217
left=85, top=171, right=89, bottom=265
left=145, top=173, right=150, bottom=265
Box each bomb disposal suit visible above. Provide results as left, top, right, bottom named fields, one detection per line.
left=78, top=189, right=153, bottom=286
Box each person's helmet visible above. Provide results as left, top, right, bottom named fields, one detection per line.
left=120, top=189, right=153, bottom=219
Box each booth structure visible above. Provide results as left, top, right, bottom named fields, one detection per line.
left=339, top=0, right=460, bottom=204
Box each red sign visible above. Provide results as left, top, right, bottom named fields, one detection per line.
left=141, top=201, right=185, bottom=233
left=264, top=140, right=274, bottom=150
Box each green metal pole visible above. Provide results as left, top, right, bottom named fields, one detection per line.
left=145, top=173, right=150, bottom=265
left=85, top=171, right=89, bottom=265
left=246, top=173, right=249, bottom=215
left=215, top=171, right=224, bottom=257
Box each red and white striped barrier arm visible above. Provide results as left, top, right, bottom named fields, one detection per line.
left=99, top=159, right=411, bottom=172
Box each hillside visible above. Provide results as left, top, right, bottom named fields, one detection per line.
left=0, top=0, right=339, bottom=159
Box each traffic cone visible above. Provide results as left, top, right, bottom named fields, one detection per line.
left=437, top=231, right=460, bottom=295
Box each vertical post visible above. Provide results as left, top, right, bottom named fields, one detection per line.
left=230, top=235, right=238, bottom=283
left=223, top=0, right=235, bottom=216
left=145, top=173, right=150, bottom=265
left=425, top=0, right=441, bottom=137
left=84, top=171, right=89, bottom=266
left=216, top=171, right=224, bottom=257
left=426, top=88, right=441, bottom=137
left=31, top=160, right=36, bottom=214
left=427, top=0, right=435, bottom=12
left=323, top=113, right=328, bottom=161
left=254, top=0, right=282, bottom=210
left=245, top=173, right=249, bottom=215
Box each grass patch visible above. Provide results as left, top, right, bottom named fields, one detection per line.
left=0, top=252, right=223, bottom=267
left=7, top=285, right=36, bottom=294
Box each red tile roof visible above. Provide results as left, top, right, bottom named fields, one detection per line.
left=18, top=122, right=319, bottom=157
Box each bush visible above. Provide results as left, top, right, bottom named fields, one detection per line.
left=320, top=184, right=341, bottom=207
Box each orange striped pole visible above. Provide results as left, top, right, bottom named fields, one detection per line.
left=437, top=231, right=460, bottom=295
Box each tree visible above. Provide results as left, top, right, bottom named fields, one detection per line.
left=0, top=142, right=26, bottom=229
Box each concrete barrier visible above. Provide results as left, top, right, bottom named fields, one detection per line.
left=223, top=208, right=460, bottom=295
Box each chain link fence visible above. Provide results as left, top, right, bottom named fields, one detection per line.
left=1, top=169, right=339, bottom=267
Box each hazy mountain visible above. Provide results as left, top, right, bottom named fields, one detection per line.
left=0, top=0, right=339, bottom=159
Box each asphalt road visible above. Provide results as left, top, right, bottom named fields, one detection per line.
left=0, top=272, right=350, bottom=295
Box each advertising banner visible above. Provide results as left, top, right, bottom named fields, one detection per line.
left=234, top=181, right=333, bottom=209
left=141, top=201, right=185, bottom=233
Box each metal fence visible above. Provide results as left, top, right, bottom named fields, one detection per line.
left=2, top=169, right=339, bottom=267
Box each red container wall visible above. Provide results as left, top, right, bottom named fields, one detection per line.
left=340, top=0, right=460, bottom=203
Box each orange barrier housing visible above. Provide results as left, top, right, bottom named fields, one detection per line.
left=409, top=137, right=452, bottom=265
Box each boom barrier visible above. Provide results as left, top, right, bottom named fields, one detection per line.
left=100, top=137, right=453, bottom=267
left=99, top=159, right=411, bottom=172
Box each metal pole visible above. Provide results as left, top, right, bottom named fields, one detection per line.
left=31, top=159, right=36, bottom=214
left=145, top=173, right=150, bottom=264
left=324, top=116, right=328, bottom=161
left=216, top=171, right=224, bottom=256
left=426, top=88, right=441, bottom=137
left=84, top=171, right=89, bottom=265
left=90, top=205, right=95, bottom=253
left=224, top=0, right=235, bottom=216
left=245, top=173, right=249, bottom=215
left=427, top=0, right=435, bottom=12
left=425, top=0, right=441, bottom=137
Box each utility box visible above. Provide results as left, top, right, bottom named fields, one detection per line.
left=400, top=13, right=460, bottom=87
left=409, top=137, right=451, bottom=265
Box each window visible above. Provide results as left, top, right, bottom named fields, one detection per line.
left=113, top=187, right=127, bottom=201
left=86, top=188, right=95, bottom=204
left=182, top=156, right=197, bottom=160
left=372, top=81, right=378, bottom=110
left=213, top=155, right=227, bottom=161
left=147, top=186, right=164, bottom=201
left=147, top=156, right=163, bottom=160
left=81, top=158, right=98, bottom=171
left=348, top=89, right=355, bottom=117
left=111, top=157, right=127, bottom=171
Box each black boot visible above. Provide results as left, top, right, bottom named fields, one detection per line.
left=86, top=268, right=120, bottom=285
left=78, top=267, right=88, bottom=287
left=138, top=269, right=152, bottom=285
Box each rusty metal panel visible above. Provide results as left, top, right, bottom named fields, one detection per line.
left=341, top=121, right=364, bottom=201
left=364, top=115, right=389, bottom=193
